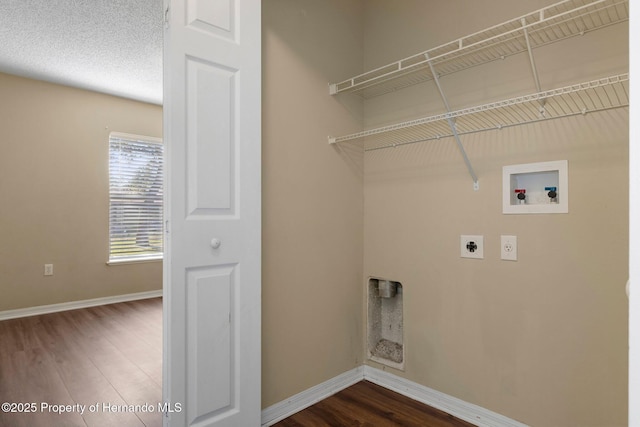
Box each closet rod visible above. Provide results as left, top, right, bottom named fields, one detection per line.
left=329, top=0, right=628, bottom=98
left=364, top=103, right=625, bottom=152
left=328, top=73, right=629, bottom=150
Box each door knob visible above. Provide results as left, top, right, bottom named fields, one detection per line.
left=210, top=238, right=221, bottom=249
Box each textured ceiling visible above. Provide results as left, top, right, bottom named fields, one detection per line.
left=0, top=0, right=163, bottom=105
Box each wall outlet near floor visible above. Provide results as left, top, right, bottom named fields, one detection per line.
left=501, top=235, right=518, bottom=261
left=460, top=235, right=484, bottom=259
left=44, top=264, right=54, bottom=276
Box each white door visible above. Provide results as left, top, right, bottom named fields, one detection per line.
left=162, top=0, right=261, bottom=426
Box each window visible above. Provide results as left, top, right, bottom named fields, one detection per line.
left=108, top=132, right=163, bottom=263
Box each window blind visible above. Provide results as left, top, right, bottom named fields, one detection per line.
left=109, top=133, right=163, bottom=262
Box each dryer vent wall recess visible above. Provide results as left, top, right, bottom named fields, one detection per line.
left=503, top=160, right=568, bottom=214
left=367, top=278, right=404, bottom=371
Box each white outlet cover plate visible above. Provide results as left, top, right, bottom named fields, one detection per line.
left=461, top=235, right=484, bottom=259
left=501, top=235, right=518, bottom=261
left=44, top=264, right=54, bottom=276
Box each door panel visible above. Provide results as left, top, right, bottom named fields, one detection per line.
left=186, top=265, right=235, bottom=422
left=186, top=59, right=236, bottom=215
left=187, top=0, right=235, bottom=39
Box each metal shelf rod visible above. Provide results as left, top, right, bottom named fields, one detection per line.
left=328, top=74, right=628, bottom=148
left=329, top=0, right=628, bottom=97
left=364, top=104, right=624, bottom=152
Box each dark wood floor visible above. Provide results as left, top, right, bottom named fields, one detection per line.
left=0, top=298, right=162, bottom=427
left=2, top=299, right=474, bottom=427
left=273, top=381, right=477, bottom=427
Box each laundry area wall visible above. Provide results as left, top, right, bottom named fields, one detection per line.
left=262, top=1, right=629, bottom=426
left=262, top=0, right=365, bottom=409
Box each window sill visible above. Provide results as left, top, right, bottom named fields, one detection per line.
left=107, top=256, right=163, bottom=266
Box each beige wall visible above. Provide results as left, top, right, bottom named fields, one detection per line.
left=261, top=0, right=365, bottom=408
left=0, top=72, right=163, bottom=311
left=363, top=1, right=628, bottom=426
left=1, top=2, right=629, bottom=424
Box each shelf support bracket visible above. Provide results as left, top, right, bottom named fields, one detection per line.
left=426, top=54, right=479, bottom=191
left=522, top=18, right=545, bottom=114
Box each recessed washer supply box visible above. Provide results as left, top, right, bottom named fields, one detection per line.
left=503, top=160, right=568, bottom=214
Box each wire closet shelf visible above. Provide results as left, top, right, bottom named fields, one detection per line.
left=329, top=0, right=628, bottom=99
left=329, top=74, right=629, bottom=152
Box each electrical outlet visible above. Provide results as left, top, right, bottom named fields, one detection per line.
left=461, top=235, right=484, bottom=259
left=44, top=264, right=54, bottom=276
left=501, top=235, right=517, bottom=261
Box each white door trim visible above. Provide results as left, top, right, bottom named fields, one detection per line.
left=628, top=3, right=639, bottom=423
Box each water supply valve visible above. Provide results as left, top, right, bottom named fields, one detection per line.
left=545, top=186, right=558, bottom=203
left=515, top=189, right=526, bottom=204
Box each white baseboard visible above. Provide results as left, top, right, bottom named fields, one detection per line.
left=0, top=289, right=163, bottom=321
left=363, top=366, right=529, bottom=427
left=261, top=366, right=364, bottom=426
left=261, top=365, right=528, bottom=427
